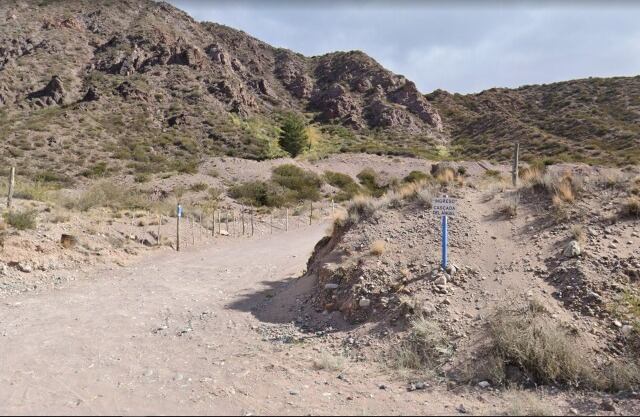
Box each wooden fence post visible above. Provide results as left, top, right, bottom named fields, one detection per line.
left=242, top=209, right=245, bottom=236
left=212, top=209, right=215, bottom=237
left=251, top=211, right=254, bottom=237
left=157, top=214, right=161, bottom=247
left=190, top=214, right=195, bottom=245
left=309, top=202, right=313, bottom=225
left=6, top=166, right=15, bottom=209
left=270, top=212, right=273, bottom=234
left=512, top=142, right=520, bottom=187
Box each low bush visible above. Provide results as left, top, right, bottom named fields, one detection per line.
left=228, top=180, right=293, bottom=207
left=357, top=168, right=386, bottom=197
left=403, top=170, right=430, bottom=184
left=500, top=192, right=520, bottom=218
left=324, top=171, right=362, bottom=202
left=190, top=182, right=209, bottom=192
left=272, top=164, right=323, bottom=201
left=229, top=165, right=323, bottom=207
left=64, top=181, right=150, bottom=212
left=4, top=210, right=37, bottom=230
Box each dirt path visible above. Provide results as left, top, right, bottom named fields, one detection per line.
left=0, top=222, right=506, bottom=416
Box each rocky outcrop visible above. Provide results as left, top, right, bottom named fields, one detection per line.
left=0, top=37, right=46, bottom=70
left=311, top=83, right=365, bottom=128
left=81, top=86, right=100, bottom=102
left=115, top=81, right=147, bottom=101
left=27, top=75, right=65, bottom=106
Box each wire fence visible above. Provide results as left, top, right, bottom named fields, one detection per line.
left=142, top=200, right=338, bottom=251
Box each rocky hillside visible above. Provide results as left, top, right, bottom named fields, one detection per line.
left=0, top=0, right=444, bottom=181
left=428, top=76, right=640, bottom=166
left=279, top=163, right=640, bottom=391
left=1, top=0, right=638, bottom=184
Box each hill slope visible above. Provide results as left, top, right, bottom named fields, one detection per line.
left=0, top=0, right=638, bottom=185
left=0, top=0, right=444, bottom=181
left=428, top=76, right=640, bottom=165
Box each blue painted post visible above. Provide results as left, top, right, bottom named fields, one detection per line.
left=441, top=215, right=448, bottom=270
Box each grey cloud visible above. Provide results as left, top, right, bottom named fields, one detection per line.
left=167, top=0, right=640, bottom=93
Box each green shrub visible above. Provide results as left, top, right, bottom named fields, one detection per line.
left=81, top=162, right=109, bottom=178
left=13, top=182, right=54, bottom=202
left=324, top=171, right=362, bottom=201
left=403, top=170, right=430, bottom=183
left=4, top=210, right=37, bottom=230
left=357, top=168, right=386, bottom=197
left=171, top=159, right=199, bottom=174
left=272, top=164, right=323, bottom=201
left=33, top=171, right=74, bottom=187
left=134, top=173, right=150, bottom=183
left=228, top=180, right=293, bottom=207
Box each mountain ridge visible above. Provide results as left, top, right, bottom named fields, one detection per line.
left=0, top=0, right=638, bottom=183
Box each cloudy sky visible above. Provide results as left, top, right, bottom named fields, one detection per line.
left=167, top=0, right=640, bottom=94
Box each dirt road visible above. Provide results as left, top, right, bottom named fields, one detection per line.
left=0, top=222, right=491, bottom=416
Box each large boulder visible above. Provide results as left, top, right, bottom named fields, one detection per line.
left=27, top=75, right=66, bottom=106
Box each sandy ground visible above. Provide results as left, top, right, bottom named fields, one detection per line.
left=1, top=159, right=638, bottom=415
left=0, top=222, right=492, bottom=416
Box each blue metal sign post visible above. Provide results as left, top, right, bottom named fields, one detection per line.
left=441, top=214, right=448, bottom=270
left=433, top=195, right=456, bottom=271
left=176, top=204, right=183, bottom=252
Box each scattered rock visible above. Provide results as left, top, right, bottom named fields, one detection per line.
left=563, top=240, right=581, bottom=258
left=60, top=234, right=78, bottom=249
left=601, top=399, right=616, bottom=412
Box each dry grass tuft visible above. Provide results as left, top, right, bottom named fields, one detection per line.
left=62, top=181, right=150, bottom=212
left=4, top=209, right=37, bottom=230
left=570, top=224, right=586, bottom=244
left=436, top=168, right=456, bottom=185
left=519, top=165, right=545, bottom=184
left=392, top=317, right=452, bottom=372
left=347, top=194, right=377, bottom=223
left=313, top=351, right=345, bottom=372
left=370, top=240, right=386, bottom=256
left=554, top=179, right=575, bottom=203
left=622, top=197, right=640, bottom=218
left=504, top=389, right=557, bottom=416
left=478, top=301, right=596, bottom=387
left=500, top=192, right=520, bottom=218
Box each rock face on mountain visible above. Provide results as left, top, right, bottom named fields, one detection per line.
left=0, top=0, right=638, bottom=179
left=0, top=0, right=447, bottom=177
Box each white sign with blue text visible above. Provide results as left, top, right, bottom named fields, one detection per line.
left=432, top=196, right=457, bottom=217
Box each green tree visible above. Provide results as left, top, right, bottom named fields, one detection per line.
left=278, top=113, right=308, bottom=157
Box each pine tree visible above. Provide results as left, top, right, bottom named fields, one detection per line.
left=278, top=113, right=308, bottom=157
